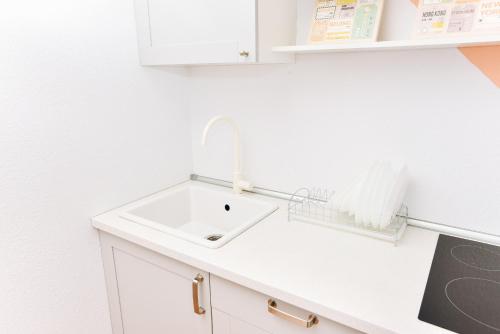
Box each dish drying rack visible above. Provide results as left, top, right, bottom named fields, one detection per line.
left=288, top=188, right=408, bottom=246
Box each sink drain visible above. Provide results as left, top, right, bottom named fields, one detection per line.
left=205, top=234, right=224, bottom=242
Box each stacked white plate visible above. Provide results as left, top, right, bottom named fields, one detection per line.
left=331, top=161, right=409, bottom=230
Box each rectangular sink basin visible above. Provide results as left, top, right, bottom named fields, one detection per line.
left=119, top=182, right=278, bottom=248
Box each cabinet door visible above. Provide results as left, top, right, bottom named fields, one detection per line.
left=213, top=309, right=270, bottom=334
left=211, top=276, right=363, bottom=334
left=112, top=248, right=211, bottom=334
left=134, top=0, right=256, bottom=65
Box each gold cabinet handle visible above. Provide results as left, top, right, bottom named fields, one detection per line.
left=192, top=274, right=205, bottom=315
left=239, top=50, right=250, bottom=57
left=268, top=299, right=319, bottom=328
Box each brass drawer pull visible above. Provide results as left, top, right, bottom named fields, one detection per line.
left=192, top=274, right=206, bottom=315
left=267, top=299, right=319, bottom=328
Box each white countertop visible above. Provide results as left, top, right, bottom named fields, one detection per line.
left=92, top=181, right=455, bottom=334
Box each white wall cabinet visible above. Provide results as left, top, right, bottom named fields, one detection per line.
left=133, top=0, right=295, bottom=65
left=99, top=232, right=362, bottom=334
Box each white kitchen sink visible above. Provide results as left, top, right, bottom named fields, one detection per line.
left=119, top=182, right=278, bottom=248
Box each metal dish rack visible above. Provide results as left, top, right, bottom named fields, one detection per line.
left=288, top=188, right=408, bottom=246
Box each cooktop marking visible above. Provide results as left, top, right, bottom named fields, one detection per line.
left=451, top=245, right=500, bottom=272
left=445, top=277, right=500, bottom=332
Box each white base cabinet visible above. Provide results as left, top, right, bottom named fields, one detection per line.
left=99, top=232, right=362, bottom=334
left=210, top=276, right=363, bottom=334
left=213, top=309, right=269, bottom=334
left=99, top=233, right=212, bottom=334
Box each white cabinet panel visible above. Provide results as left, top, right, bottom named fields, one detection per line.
left=113, top=250, right=210, bottom=334
left=133, top=0, right=295, bottom=65
left=213, top=309, right=270, bottom=334
left=211, top=275, right=363, bottom=334
left=134, top=0, right=256, bottom=65
left=99, top=233, right=211, bottom=334
left=213, top=309, right=232, bottom=334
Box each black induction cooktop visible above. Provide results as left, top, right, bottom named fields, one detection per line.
left=419, top=234, right=500, bottom=334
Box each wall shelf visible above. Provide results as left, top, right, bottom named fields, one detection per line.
left=273, top=35, right=500, bottom=54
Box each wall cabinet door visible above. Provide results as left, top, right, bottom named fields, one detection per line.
left=99, top=233, right=212, bottom=334
left=134, top=0, right=256, bottom=65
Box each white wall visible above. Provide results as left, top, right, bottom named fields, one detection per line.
left=189, top=1, right=500, bottom=236
left=0, top=1, right=191, bottom=334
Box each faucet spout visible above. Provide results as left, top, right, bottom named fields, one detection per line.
left=201, top=116, right=252, bottom=194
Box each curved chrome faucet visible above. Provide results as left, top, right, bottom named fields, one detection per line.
left=201, top=116, right=253, bottom=194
